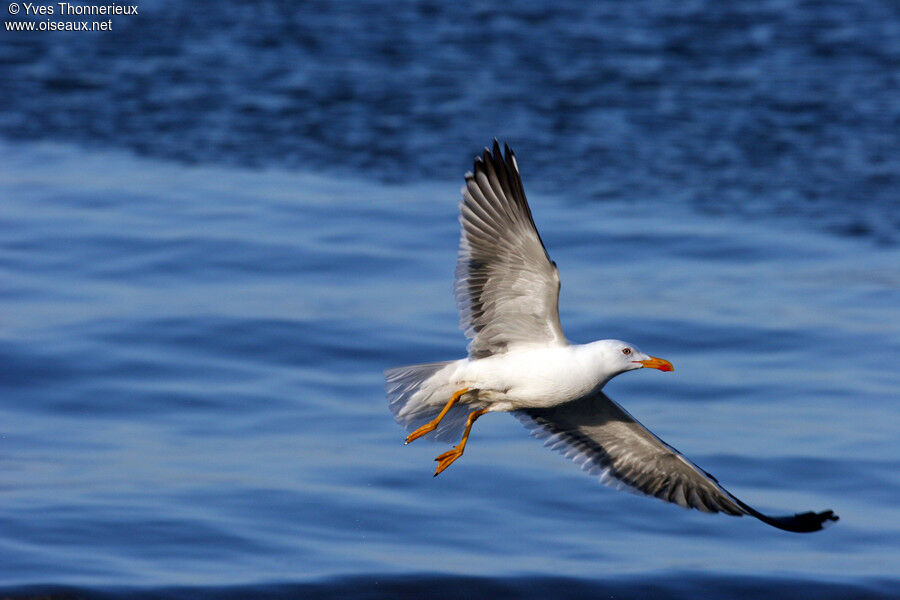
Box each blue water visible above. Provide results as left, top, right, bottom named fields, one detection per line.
left=1, top=2, right=899, bottom=598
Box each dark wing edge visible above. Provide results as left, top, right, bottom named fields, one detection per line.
left=455, top=140, right=566, bottom=358
left=515, top=392, right=838, bottom=533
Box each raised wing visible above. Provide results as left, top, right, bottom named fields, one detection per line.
left=516, top=391, right=838, bottom=533
left=456, top=141, right=566, bottom=359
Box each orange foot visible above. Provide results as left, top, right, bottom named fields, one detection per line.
left=431, top=407, right=488, bottom=477
left=433, top=447, right=464, bottom=476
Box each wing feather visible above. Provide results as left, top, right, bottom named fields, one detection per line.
left=516, top=391, right=838, bottom=532
left=455, top=141, right=566, bottom=358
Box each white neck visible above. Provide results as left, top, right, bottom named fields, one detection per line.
left=572, top=340, right=633, bottom=390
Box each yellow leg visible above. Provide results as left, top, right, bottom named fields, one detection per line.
left=433, top=408, right=488, bottom=476
left=405, top=387, right=470, bottom=445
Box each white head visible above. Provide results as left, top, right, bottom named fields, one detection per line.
left=592, top=339, right=673, bottom=381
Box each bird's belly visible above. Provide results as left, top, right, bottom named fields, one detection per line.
left=501, top=377, right=592, bottom=409
left=457, top=348, right=599, bottom=410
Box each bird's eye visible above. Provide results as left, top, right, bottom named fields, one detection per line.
left=622, top=348, right=632, bottom=356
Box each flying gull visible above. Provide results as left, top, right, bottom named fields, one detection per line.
left=385, top=141, right=837, bottom=533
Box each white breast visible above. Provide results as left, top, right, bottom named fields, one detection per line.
left=453, top=344, right=609, bottom=410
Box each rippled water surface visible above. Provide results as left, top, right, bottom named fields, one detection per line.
left=1, top=2, right=899, bottom=598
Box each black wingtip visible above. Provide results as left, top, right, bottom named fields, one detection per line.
left=481, top=146, right=492, bottom=167
left=754, top=508, right=839, bottom=533
left=476, top=139, right=514, bottom=165
left=725, top=491, right=839, bottom=533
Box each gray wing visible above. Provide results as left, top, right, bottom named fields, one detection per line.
left=455, top=141, right=567, bottom=359
left=516, top=391, right=838, bottom=533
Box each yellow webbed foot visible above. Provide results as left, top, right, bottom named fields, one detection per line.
left=433, top=447, right=464, bottom=476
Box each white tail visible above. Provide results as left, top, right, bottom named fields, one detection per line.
left=385, top=360, right=484, bottom=442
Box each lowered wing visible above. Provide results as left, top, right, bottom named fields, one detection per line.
left=516, top=391, right=838, bottom=533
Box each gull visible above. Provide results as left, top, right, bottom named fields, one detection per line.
left=385, top=141, right=837, bottom=533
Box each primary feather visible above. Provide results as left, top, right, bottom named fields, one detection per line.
left=456, top=140, right=566, bottom=359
